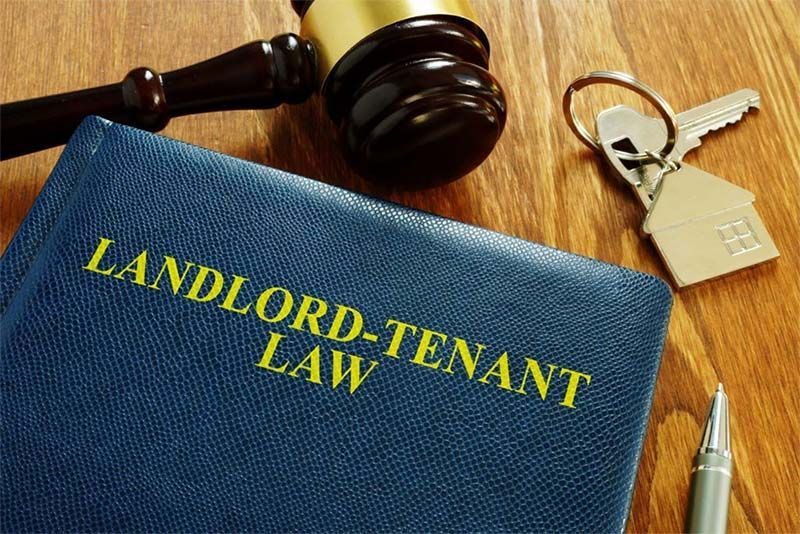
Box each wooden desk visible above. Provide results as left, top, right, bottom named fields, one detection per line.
left=1, top=1, right=797, bottom=531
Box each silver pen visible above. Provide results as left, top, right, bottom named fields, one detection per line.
left=685, top=383, right=733, bottom=534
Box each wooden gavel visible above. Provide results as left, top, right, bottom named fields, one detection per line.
left=0, top=0, right=506, bottom=187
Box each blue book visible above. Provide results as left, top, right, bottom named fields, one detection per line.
left=1, top=117, right=671, bottom=532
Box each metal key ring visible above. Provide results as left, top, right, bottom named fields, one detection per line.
left=563, top=71, right=678, bottom=162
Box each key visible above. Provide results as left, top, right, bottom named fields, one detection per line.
left=595, top=105, right=669, bottom=206
left=672, top=88, right=760, bottom=160
left=595, top=89, right=760, bottom=200
left=594, top=100, right=779, bottom=288
left=597, top=89, right=760, bottom=171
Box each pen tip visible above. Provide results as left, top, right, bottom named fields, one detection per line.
left=699, top=382, right=731, bottom=454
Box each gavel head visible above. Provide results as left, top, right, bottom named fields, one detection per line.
left=292, top=0, right=506, bottom=187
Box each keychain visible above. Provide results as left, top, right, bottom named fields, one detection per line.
left=563, top=71, right=778, bottom=287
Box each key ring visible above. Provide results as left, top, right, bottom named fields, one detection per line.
left=643, top=149, right=680, bottom=190
left=563, top=71, right=678, bottom=162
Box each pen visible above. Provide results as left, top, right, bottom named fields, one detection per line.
left=685, top=383, right=733, bottom=534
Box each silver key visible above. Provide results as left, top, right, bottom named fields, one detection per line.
left=594, top=95, right=778, bottom=287
left=596, top=89, right=760, bottom=198
left=672, top=89, right=760, bottom=160
left=596, top=105, right=671, bottom=206
left=673, top=89, right=760, bottom=157
left=598, top=89, right=760, bottom=170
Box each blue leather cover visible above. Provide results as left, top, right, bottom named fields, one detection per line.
left=1, top=117, right=672, bottom=532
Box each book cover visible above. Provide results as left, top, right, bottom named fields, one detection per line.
left=1, top=117, right=672, bottom=532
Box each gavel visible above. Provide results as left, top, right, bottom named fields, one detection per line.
left=0, top=0, right=506, bottom=187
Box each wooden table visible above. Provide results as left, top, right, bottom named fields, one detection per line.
left=1, top=1, right=798, bottom=531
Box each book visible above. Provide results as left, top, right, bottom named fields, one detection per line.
left=0, top=117, right=672, bottom=532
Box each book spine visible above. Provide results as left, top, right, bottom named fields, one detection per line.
left=0, top=117, right=113, bottom=315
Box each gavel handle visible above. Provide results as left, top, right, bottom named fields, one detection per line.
left=0, top=35, right=316, bottom=160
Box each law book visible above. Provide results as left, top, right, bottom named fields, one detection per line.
left=0, top=117, right=672, bottom=532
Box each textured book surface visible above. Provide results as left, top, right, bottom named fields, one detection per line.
left=1, top=117, right=672, bottom=532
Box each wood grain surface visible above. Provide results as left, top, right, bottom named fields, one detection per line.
left=1, top=1, right=798, bottom=531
